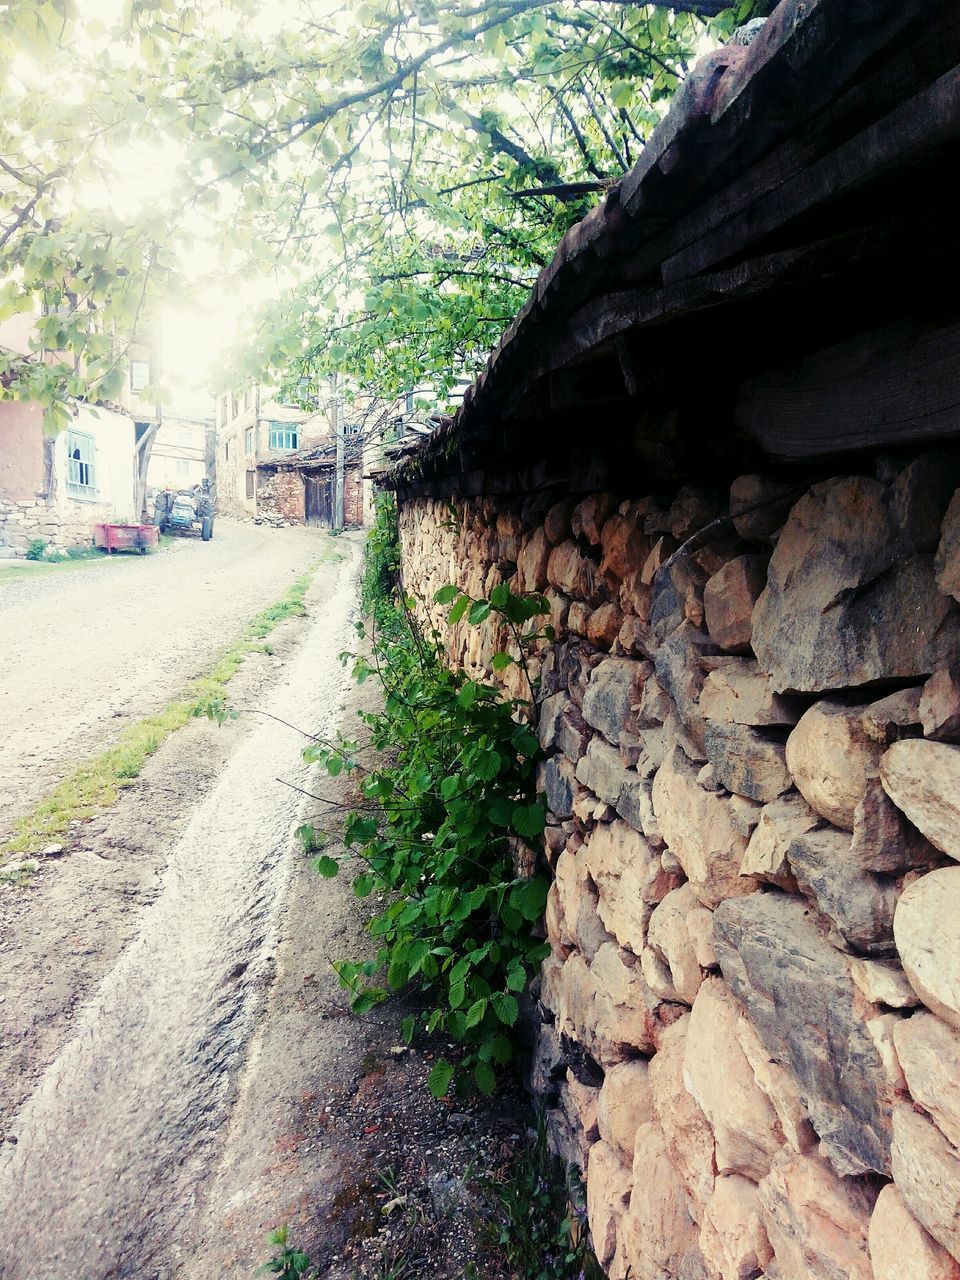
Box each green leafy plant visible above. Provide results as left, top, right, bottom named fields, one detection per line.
left=472, top=1119, right=606, bottom=1280
left=257, top=1226, right=314, bottom=1279
left=25, top=538, right=47, bottom=561
left=311, top=496, right=551, bottom=1097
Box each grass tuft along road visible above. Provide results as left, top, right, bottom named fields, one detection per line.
left=1, top=572, right=313, bottom=868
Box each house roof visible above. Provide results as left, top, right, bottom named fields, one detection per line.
left=385, top=0, right=960, bottom=493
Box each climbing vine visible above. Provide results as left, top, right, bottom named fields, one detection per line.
left=309, top=495, right=553, bottom=1097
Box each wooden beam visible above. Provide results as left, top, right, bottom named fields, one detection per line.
left=738, top=316, right=960, bottom=459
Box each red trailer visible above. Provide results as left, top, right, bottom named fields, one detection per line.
left=93, top=523, right=160, bottom=555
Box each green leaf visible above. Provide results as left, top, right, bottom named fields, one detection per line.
left=512, top=802, right=546, bottom=840
left=474, top=1060, right=496, bottom=1095
left=448, top=595, right=471, bottom=624
left=467, top=600, right=491, bottom=624
left=491, top=651, right=514, bottom=672
left=492, top=991, right=519, bottom=1026
left=313, top=854, right=340, bottom=878
left=428, top=1059, right=454, bottom=1098
left=434, top=584, right=459, bottom=604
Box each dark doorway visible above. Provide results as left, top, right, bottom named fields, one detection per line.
left=304, top=471, right=334, bottom=527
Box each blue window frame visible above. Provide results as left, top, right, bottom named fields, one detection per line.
left=269, top=424, right=299, bottom=451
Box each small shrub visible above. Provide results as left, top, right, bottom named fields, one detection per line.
left=66, top=543, right=94, bottom=560
left=25, top=538, right=47, bottom=561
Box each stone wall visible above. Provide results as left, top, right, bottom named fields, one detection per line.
left=397, top=454, right=960, bottom=1280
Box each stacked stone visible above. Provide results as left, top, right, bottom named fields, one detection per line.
left=0, top=497, right=64, bottom=555
left=396, top=452, right=960, bottom=1280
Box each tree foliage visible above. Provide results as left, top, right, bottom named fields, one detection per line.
left=0, top=0, right=765, bottom=415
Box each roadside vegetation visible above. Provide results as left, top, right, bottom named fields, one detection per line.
left=263, top=498, right=602, bottom=1279
left=0, top=571, right=313, bottom=869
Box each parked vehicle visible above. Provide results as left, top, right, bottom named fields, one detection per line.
left=153, top=483, right=215, bottom=541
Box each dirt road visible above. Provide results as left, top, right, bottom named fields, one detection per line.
left=0, top=535, right=365, bottom=1280
left=0, top=521, right=332, bottom=834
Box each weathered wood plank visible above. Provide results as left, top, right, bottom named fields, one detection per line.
left=738, top=318, right=960, bottom=459
left=662, top=67, right=960, bottom=286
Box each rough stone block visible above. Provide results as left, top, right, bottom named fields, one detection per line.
left=740, top=793, right=819, bottom=889
left=650, top=555, right=708, bottom=641
left=619, top=1120, right=699, bottom=1277
left=787, top=828, right=899, bottom=955
left=582, top=657, right=649, bottom=747
left=576, top=736, right=628, bottom=808
left=869, top=1183, right=960, bottom=1280
left=703, top=555, right=766, bottom=654
left=699, top=1175, right=773, bottom=1280
left=652, top=747, right=757, bottom=909
left=572, top=492, right=617, bottom=547
left=890, top=451, right=960, bottom=553
left=699, top=658, right=801, bottom=726
left=647, top=883, right=704, bottom=1006
left=895, top=1011, right=960, bottom=1151
left=785, top=699, right=887, bottom=831
left=892, top=1105, right=960, bottom=1262
left=757, top=1149, right=877, bottom=1280
left=729, top=474, right=796, bottom=542
left=583, top=819, right=680, bottom=955
left=587, top=1140, right=633, bottom=1267
left=713, top=892, right=892, bottom=1176
left=881, top=740, right=960, bottom=862
left=648, top=1015, right=715, bottom=1221
left=921, top=668, right=960, bottom=742
left=597, top=1059, right=655, bottom=1165
left=753, top=476, right=960, bottom=693
left=703, top=720, right=792, bottom=803
left=588, top=602, right=624, bottom=651
left=683, top=977, right=783, bottom=1181
left=936, top=489, right=960, bottom=600
left=894, top=867, right=960, bottom=1029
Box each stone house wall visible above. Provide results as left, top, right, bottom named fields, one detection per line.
left=396, top=453, right=960, bottom=1280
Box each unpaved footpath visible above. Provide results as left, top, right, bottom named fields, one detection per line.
left=0, top=520, right=330, bottom=833
left=0, top=536, right=367, bottom=1280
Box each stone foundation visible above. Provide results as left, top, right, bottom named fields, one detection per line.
left=397, top=456, right=960, bottom=1280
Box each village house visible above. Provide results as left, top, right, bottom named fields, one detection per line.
left=145, top=411, right=215, bottom=496
left=0, top=315, right=158, bottom=556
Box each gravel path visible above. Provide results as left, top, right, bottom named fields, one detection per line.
left=0, top=521, right=332, bottom=835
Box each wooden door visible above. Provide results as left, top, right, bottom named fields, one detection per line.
left=304, top=472, right=334, bottom=527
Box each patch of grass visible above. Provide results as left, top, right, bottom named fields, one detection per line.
left=1, top=570, right=315, bottom=861
left=0, top=557, right=103, bottom=584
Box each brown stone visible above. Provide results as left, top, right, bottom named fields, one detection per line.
left=895, top=867, right=960, bottom=1029
left=648, top=1015, right=716, bottom=1221
left=851, top=776, right=940, bottom=875
left=652, top=748, right=757, bottom=908
left=572, top=492, right=618, bottom=547
left=647, top=883, right=704, bottom=1006
left=881, top=740, right=960, bottom=862
left=740, top=793, right=818, bottom=888
left=713, top=892, right=892, bottom=1176
left=582, top=658, right=648, bottom=746
left=547, top=539, right=596, bottom=599
left=554, top=845, right=615, bottom=960
left=583, top=819, right=680, bottom=956
left=703, top=721, right=792, bottom=803
left=597, top=1059, right=656, bottom=1165
left=699, top=1175, right=773, bottom=1280
left=650, top=555, right=708, bottom=640
left=921, top=668, right=960, bottom=742
left=587, top=1140, right=633, bottom=1267
left=892, top=1104, right=960, bottom=1262
left=516, top=526, right=551, bottom=593
left=936, top=489, right=960, bottom=600
left=684, top=977, right=783, bottom=1181
left=870, top=1184, right=960, bottom=1280
left=699, top=659, right=801, bottom=727
left=890, top=451, right=960, bottom=554
left=734, top=1011, right=816, bottom=1155
left=860, top=687, right=923, bottom=743
left=753, top=476, right=960, bottom=693
left=641, top=534, right=678, bottom=586
left=785, top=699, right=886, bottom=830
left=591, top=942, right=665, bottom=1060
left=849, top=956, right=920, bottom=1008
left=729, top=474, right=796, bottom=542
left=703, top=555, right=766, bottom=654
left=619, top=1121, right=699, bottom=1280
left=617, top=613, right=651, bottom=655
left=787, top=827, right=899, bottom=955
left=587, top=602, right=623, bottom=651
left=895, top=1012, right=960, bottom=1150
left=669, top=487, right=723, bottom=541
left=757, top=1149, right=877, bottom=1280
left=686, top=906, right=717, bottom=970
left=601, top=511, right=652, bottom=583
left=544, top=497, right=577, bottom=544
